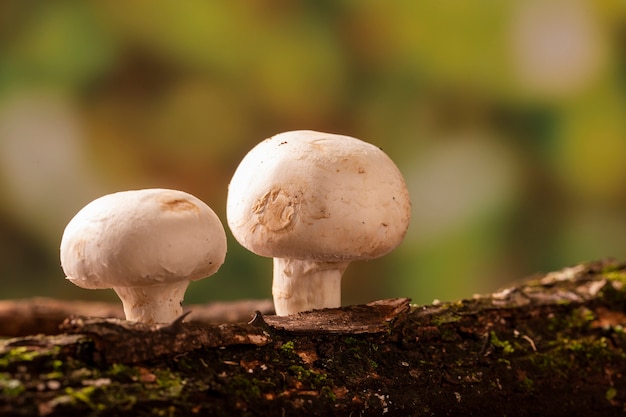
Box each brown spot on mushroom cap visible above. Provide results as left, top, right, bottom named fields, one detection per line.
left=160, top=197, right=199, bottom=213
left=253, top=188, right=301, bottom=232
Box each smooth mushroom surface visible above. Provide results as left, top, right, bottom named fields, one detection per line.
left=60, top=188, right=227, bottom=323
left=227, top=130, right=411, bottom=315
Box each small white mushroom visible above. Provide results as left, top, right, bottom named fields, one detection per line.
left=60, top=188, right=227, bottom=324
left=227, top=130, right=411, bottom=316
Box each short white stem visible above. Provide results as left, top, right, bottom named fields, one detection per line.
left=272, top=258, right=350, bottom=316
left=113, top=280, right=190, bottom=324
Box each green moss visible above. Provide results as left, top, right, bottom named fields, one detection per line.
left=529, top=351, right=568, bottom=380
left=0, top=345, right=64, bottom=379
left=289, top=365, right=330, bottom=391
left=528, top=332, right=626, bottom=387
left=64, top=386, right=106, bottom=411
left=546, top=306, right=596, bottom=335
left=321, top=385, right=336, bottom=401
left=570, top=307, right=596, bottom=329
left=95, top=385, right=138, bottom=411
left=497, top=358, right=511, bottom=366
left=603, top=271, right=626, bottom=284
left=439, top=326, right=460, bottom=342
left=343, top=336, right=359, bottom=345
left=520, top=377, right=534, bottom=392
left=1, top=345, right=60, bottom=365
left=110, top=363, right=133, bottom=376
left=431, top=310, right=462, bottom=326
left=490, top=331, right=515, bottom=355
left=0, top=373, right=25, bottom=397
left=45, top=370, right=64, bottom=379
left=336, top=337, right=385, bottom=374
left=606, top=387, right=617, bottom=401
left=153, top=369, right=185, bottom=397
left=564, top=336, right=621, bottom=363
left=279, top=341, right=296, bottom=355
left=228, top=374, right=263, bottom=401
left=59, top=364, right=195, bottom=412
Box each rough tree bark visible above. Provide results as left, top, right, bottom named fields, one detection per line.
left=1, top=259, right=626, bottom=416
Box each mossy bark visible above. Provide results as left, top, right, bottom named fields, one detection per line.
left=2, top=259, right=626, bottom=416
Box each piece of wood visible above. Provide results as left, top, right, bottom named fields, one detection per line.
left=0, top=298, right=274, bottom=337
left=1, top=259, right=626, bottom=416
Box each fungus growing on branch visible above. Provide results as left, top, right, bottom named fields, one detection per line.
left=227, top=130, right=411, bottom=316
left=60, top=189, right=227, bottom=324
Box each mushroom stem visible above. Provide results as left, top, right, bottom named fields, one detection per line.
left=113, top=280, right=190, bottom=324
left=272, top=258, right=350, bottom=316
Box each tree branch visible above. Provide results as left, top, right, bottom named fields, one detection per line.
left=0, top=298, right=274, bottom=337
left=1, top=259, right=626, bottom=416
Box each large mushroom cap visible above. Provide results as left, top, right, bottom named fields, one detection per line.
left=227, top=130, right=411, bottom=261
left=60, top=188, right=227, bottom=289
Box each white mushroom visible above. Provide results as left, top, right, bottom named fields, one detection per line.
left=227, top=130, right=411, bottom=316
left=60, top=188, right=227, bottom=324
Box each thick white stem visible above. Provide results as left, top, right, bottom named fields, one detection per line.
left=272, top=258, right=350, bottom=316
left=113, top=280, right=190, bottom=324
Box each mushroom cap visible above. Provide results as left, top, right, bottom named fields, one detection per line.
left=227, top=130, right=411, bottom=261
left=60, top=188, right=227, bottom=289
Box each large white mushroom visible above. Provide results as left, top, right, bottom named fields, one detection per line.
left=60, top=188, right=227, bottom=324
left=227, top=130, right=411, bottom=316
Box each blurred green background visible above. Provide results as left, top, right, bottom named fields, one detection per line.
left=1, top=1, right=626, bottom=307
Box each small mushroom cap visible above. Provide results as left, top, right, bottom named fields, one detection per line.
left=60, top=189, right=227, bottom=289
left=227, top=130, right=411, bottom=261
